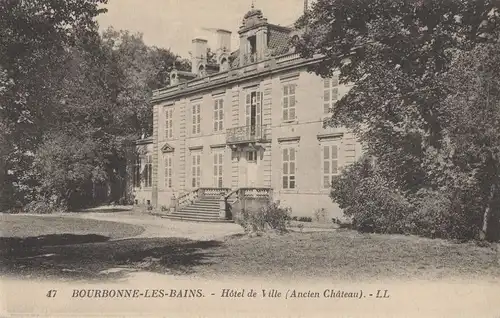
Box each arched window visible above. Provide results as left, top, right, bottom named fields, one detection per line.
left=198, top=64, right=206, bottom=77
left=220, top=58, right=228, bottom=71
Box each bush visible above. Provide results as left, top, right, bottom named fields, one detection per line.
left=23, top=201, right=57, bottom=214
left=314, top=208, right=327, bottom=222
left=329, top=157, right=491, bottom=240
left=330, top=158, right=413, bottom=234
left=237, top=200, right=291, bottom=234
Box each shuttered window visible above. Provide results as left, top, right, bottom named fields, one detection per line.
left=282, top=147, right=296, bottom=189
left=192, top=104, right=201, bottom=135
left=282, top=83, right=297, bottom=121
left=213, top=99, right=224, bottom=132
left=322, top=144, right=339, bottom=188
left=323, top=76, right=339, bottom=114
left=164, top=154, right=173, bottom=188
left=165, top=107, right=173, bottom=139
left=191, top=152, right=201, bottom=188
left=213, top=150, right=224, bottom=188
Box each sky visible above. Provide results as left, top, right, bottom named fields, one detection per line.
left=97, top=0, right=306, bottom=58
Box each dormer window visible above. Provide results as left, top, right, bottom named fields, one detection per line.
left=198, top=65, right=206, bottom=77
left=248, top=35, right=257, bottom=55
left=220, top=58, right=229, bottom=72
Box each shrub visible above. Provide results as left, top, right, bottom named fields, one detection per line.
left=314, top=208, right=327, bottom=222
left=160, top=205, right=168, bottom=212
left=237, top=200, right=291, bottom=234
left=23, top=201, right=56, bottom=214
left=330, top=157, right=413, bottom=234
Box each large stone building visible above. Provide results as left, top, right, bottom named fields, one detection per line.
left=132, top=6, right=362, bottom=221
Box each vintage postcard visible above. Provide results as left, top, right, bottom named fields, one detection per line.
left=1, top=0, right=499, bottom=317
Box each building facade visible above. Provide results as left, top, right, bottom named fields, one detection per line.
left=133, top=7, right=362, bottom=220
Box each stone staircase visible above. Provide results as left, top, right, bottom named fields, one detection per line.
left=161, top=187, right=272, bottom=223
left=162, top=197, right=233, bottom=223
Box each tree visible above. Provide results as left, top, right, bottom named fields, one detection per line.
left=0, top=0, right=108, bottom=209
left=295, top=0, right=500, bottom=240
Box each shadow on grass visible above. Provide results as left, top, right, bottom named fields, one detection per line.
left=0, top=234, right=222, bottom=281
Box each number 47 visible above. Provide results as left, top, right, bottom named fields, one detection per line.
left=46, top=290, right=57, bottom=298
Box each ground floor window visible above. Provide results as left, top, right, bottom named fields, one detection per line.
left=322, top=144, right=339, bottom=188
left=164, top=153, right=173, bottom=188
left=213, top=150, right=224, bottom=188
left=282, top=146, right=296, bottom=189
left=191, top=152, right=201, bottom=188
left=133, top=157, right=141, bottom=188
left=144, top=155, right=152, bottom=188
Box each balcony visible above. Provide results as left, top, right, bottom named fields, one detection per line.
left=226, top=124, right=267, bottom=145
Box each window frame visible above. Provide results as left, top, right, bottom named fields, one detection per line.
left=144, top=155, right=153, bottom=188
left=191, top=103, right=201, bottom=135
left=133, top=157, right=142, bottom=188
left=191, top=151, right=201, bottom=188
left=212, top=149, right=224, bottom=188
left=281, top=146, right=297, bottom=190
left=165, top=107, right=173, bottom=140
left=282, top=83, right=297, bottom=122
left=213, top=98, right=224, bottom=132
left=164, top=153, right=173, bottom=189
left=322, top=143, right=340, bottom=189
left=323, top=75, right=339, bottom=114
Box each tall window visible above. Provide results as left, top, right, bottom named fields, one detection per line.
left=323, top=144, right=339, bottom=188
left=213, top=150, right=223, bottom=188
left=323, top=76, right=339, bottom=114
left=144, top=155, right=152, bottom=188
left=191, top=152, right=201, bottom=188
left=133, top=157, right=141, bottom=188
left=192, top=104, right=201, bottom=135
left=282, top=83, right=296, bottom=121
left=282, top=147, right=296, bottom=189
left=213, top=99, right=224, bottom=132
left=164, top=154, right=173, bottom=188
left=245, top=91, right=262, bottom=134
left=165, top=107, right=173, bottom=139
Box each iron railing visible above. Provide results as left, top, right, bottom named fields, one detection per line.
left=226, top=124, right=267, bottom=144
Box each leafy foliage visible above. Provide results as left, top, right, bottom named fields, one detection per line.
left=297, top=0, right=500, bottom=240
left=0, top=1, right=189, bottom=211
left=237, top=201, right=291, bottom=234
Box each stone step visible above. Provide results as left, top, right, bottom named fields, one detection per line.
left=162, top=214, right=234, bottom=223
left=192, top=202, right=221, bottom=207
left=174, top=209, right=220, bottom=217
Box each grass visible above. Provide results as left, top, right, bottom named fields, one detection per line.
left=0, top=214, right=498, bottom=282
left=0, top=214, right=144, bottom=238
left=196, top=231, right=500, bottom=281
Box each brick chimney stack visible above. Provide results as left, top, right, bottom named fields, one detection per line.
left=191, top=38, right=208, bottom=75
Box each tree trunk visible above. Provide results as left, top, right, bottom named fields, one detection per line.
left=480, top=184, right=496, bottom=241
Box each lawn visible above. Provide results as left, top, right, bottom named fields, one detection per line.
left=0, top=214, right=145, bottom=238
left=205, top=231, right=500, bottom=281
left=1, top=214, right=498, bottom=281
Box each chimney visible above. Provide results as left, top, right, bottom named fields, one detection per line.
left=216, top=29, right=232, bottom=54
left=191, top=38, right=208, bottom=75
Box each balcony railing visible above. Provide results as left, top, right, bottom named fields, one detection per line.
left=226, top=124, right=267, bottom=145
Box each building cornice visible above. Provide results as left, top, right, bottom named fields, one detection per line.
left=151, top=53, right=324, bottom=104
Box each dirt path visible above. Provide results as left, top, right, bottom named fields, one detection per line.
left=65, top=210, right=244, bottom=241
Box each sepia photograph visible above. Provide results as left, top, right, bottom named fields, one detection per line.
left=1, top=0, right=500, bottom=317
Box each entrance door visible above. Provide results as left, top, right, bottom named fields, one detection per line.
left=246, top=150, right=258, bottom=186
